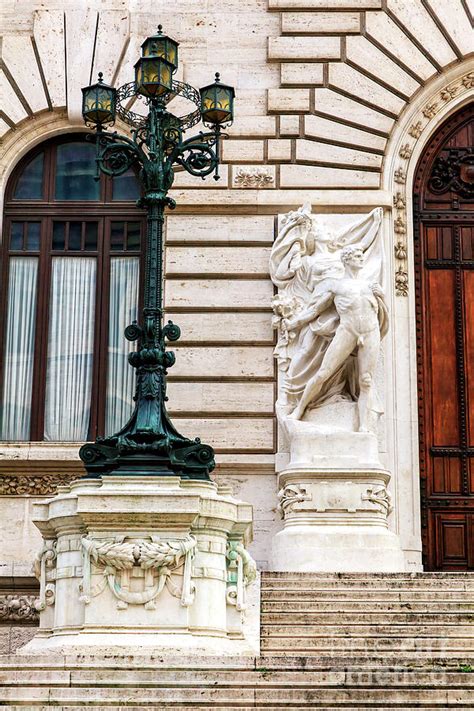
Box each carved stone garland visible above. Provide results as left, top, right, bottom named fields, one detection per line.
left=392, top=71, right=474, bottom=297
left=80, top=535, right=196, bottom=610
left=226, top=541, right=257, bottom=612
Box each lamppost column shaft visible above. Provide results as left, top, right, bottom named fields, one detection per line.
left=144, top=200, right=165, bottom=343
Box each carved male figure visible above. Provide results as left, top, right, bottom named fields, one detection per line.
left=284, top=246, right=387, bottom=431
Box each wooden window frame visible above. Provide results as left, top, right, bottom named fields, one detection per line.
left=1, top=134, right=146, bottom=442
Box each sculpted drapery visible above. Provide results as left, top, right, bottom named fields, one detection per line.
left=270, top=205, right=388, bottom=432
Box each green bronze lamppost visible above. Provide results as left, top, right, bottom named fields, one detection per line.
left=79, top=26, right=234, bottom=481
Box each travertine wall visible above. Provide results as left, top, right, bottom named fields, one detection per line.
left=0, top=0, right=473, bottom=580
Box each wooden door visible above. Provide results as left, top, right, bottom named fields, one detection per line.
left=414, top=104, right=474, bottom=570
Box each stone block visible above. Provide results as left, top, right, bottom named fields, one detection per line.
left=222, top=140, right=265, bottom=163
left=268, top=88, right=310, bottom=113
left=64, top=9, right=98, bottom=123
left=228, top=116, right=277, bottom=138
left=172, top=166, right=229, bottom=188
left=92, top=11, right=129, bottom=87
left=0, top=497, right=43, bottom=564
left=0, top=71, right=27, bottom=125
left=269, top=0, right=382, bottom=8
left=296, top=139, right=382, bottom=169
left=314, top=88, right=394, bottom=134
left=176, top=418, right=274, bottom=450
left=170, top=345, right=274, bottom=378
left=387, top=0, right=457, bottom=67
left=166, top=278, right=273, bottom=309
left=409, top=0, right=472, bottom=57
left=167, top=382, right=275, bottom=414
left=328, top=63, right=406, bottom=116
left=232, top=165, right=276, bottom=188
left=165, top=313, right=274, bottom=344
left=304, top=114, right=386, bottom=152
left=268, top=36, right=340, bottom=61
left=280, top=163, right=380, bottom=188
left=166, top=246, right=270, bottom=275
left=268, top=139, right=293, bottom=161
left=166, top=215, right=274, bottom=244
left=282, top=12, right=360, bottom=34
left=1, top=36, right=48, bottom=114
left=365, top=12, right=437, bottom=81
left=345, top=35, right=420, bottom=97
left=280, top=62, right=324, bottom=86
left=279, top=114, right=301, bottom=136
left=33, top=10, right=66, bottom=108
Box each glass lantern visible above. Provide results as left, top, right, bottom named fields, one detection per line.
left=134, top=56, right=174, bottom=98
left=200, top=73, right=235, bottom=127
left=81, top=73, right=116, bottom=127
left=141, top=25, right=179, bottom=72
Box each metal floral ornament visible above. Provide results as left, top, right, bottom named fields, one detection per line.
left=79, top=27, right=235, bottom=480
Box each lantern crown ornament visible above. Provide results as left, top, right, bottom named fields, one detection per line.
left=79, top=30, right=235, bottom=481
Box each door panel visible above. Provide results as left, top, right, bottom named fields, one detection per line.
left=414, top=104, right=474, bottom=570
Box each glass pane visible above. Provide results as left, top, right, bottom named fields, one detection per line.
left=110, top=221, right=125, bottom=251
left=69, top=222, right=82, bottom=250
left=26, top=222, right=41, bottom=251
left=105, top=257, right=139, bottom=435
left=55, top=142, right=100, bottom=201
left=84, top=222, right=98, bottom=250
left=1, top=258, right=38, bottom=440
left=52, top=222, right=66, bottom=250
left=127, top=222, right=141, bottom=250
left=10, top=223, right=24, bottom=250
left=44, top=258, right=96, bottom=441
left=13, top=153, right=44, bottom=200
left=112, top=169, right=140, bottom=201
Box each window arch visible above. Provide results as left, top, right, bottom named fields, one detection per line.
left=1, top=134, right=146, bottom=442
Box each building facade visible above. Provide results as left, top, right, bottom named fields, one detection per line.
left=0, top=0, right=473, bottom=650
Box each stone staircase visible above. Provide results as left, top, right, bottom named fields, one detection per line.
left=0, top=573, right=473, bottom=708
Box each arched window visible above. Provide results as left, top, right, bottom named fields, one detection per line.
left=1, top=134, right=145, bottom=442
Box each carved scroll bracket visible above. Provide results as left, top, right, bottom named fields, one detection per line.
left=226, top=541, right=257, bottom=612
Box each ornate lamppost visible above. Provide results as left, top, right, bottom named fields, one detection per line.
left=79, top=27, right=234, bottom=481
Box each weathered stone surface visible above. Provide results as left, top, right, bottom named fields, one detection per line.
left=267, top=88, right=311, bottom=113
left=304, top=115, right=386, bottom=152
left=222, top=140, right=265, bottom=163
left=1, top=36, right=48, bottom=114
left=296, top=138, right=382, bottom=169
left=165, top=313, right=274, bottom=344
left=314, top=88, right=394, bottom=134
left=268, top=36, right=340, bottom=61
left=345, top=35, right=421, bottom=97
left=267, top=139, right=292, bottom=161
left=269, top=0, right=382, bottom=8
left=170, top=346, right=274, bottom=378
left=387, top=0, right=457, bottom=68
left=167, top=382, right=275, bottom=414
left=280, top=62, right=324, bottom=86
left=33, top=10, right=66, bottom=107
left=280, top=163, right=381, bottom=188
left=166, top=215, right=274, bottom=244
left=328, top=63, right=406, bottom=116
left=279, top=114, right=301, bottom=136
left=281, top=12, right=360, bottom=34
left=166, top=246, right=270, bottom=275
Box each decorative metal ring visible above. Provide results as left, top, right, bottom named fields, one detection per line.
left=116, top=80, right=202, bottom=132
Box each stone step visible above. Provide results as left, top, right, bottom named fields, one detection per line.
left=261, top=578, right=474, bottom=590
left=2, top=683, right=474, bottom=707
left=261, top=636, right=474, bottom=652
left=4, top=668, right=474, bottom=687
left=261, top=612, right=474, bottom=624
left=261, top=601, right=474, bottom=613
left=261, top=623, right=474, bottom=637
left=261, top=589, right=474, bottom=601
left=261, top=573, right=474, bottom=580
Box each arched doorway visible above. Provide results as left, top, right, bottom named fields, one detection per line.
left=414, top=103, right=474, bottom=570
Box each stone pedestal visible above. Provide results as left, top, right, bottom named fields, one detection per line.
left=271, top=408, right=406, bottom=572
left=21, top=476, right=258, bottom=655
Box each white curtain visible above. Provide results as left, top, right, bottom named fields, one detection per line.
left=1, top=258, right=38, bottom=440
left=105, top=257, right=139, bottom=435
left=44, top=258, right=96, bottom=441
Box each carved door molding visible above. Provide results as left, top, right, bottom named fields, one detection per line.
left=414, top=103, right=474, bottom=570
